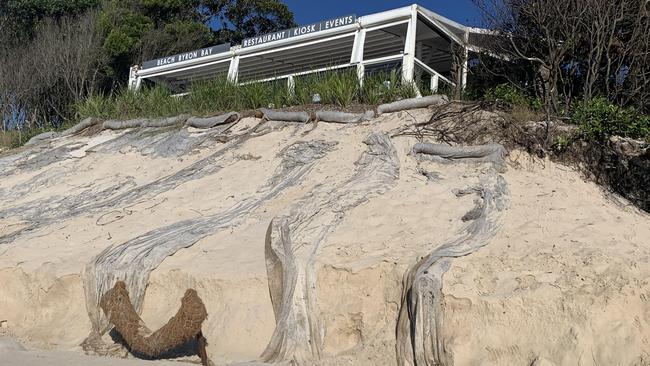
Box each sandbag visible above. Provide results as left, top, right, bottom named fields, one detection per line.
left=61, top=118, right=97, bottom=136
left=315, top=110, right=375, bottom=123
left=102, top=119, right=147, bottom=130
left=411, top=142, right=506, bottom=167
left=25, top=131, right=59, bottom=146
left=260, top=108, right=311, bottom=123
left=186, top=112, right=240, bottom=129
left=143, top=114, right=189, bottom=128
left=377, top=95, right=448, bottom=114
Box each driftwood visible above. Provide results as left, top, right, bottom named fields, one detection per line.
left=261, top=133, right=399, bottom=364
left=396, top=143, right=509, bottom=366
left=100, top=281, right=211, bottom=366
left=377, top=95, right=448, bottom=115
left=315, top=110, right=375, bottom=123
left=185, top=112, right=239, bottom=129
left=260, top=108, right=311, bottom=123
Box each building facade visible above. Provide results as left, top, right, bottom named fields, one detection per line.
left=128, top=4, right=487, bottom=95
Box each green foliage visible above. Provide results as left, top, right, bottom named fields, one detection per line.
left=75, top=94, right=116, bottom=119
left=211, top=0, right=297, bottom=44
left=571, top=97, right=650, bottom=140
left=100, top=6, right=154, bottom=58
left=74, top=70, right=429, bottom=122
left=317, top=70, right=358, bottom=107
left=0, top=0, right=99, bottom=42
left=186, top=77, right=242, bottom=113
left=551, top=135, right=573, bottom=153
left=361, top=70, right=417, bottom=105
left=484, top=83, right=532, bottom=108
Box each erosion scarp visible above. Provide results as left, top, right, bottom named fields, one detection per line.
left=0, top=105, right=649, bottom=366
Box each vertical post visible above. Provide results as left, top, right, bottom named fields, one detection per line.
left=228, top=55, right=240, bottom=84
left=351, top=29, right=367, bottom=87
left=357, top=64, right=365, bottom=88
left=287, top=75, right=295, bottom=97
left=461, top=30, right=469, bottom=91
left=128, top=65, right=142, bottom=92
left=402, top=4, right=418, bottom=84
left=431, top=74, right=439, bottom=93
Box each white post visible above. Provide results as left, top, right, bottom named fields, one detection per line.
left=461, top=30, right=469, bottom=90
left=287, top=75, right=295, bottom=97
left=128, top=65, right=142, bottom=91
left=431, top=74, right=439, bottom=93
left=351, top=29, right=367, bottom=86
left=402, top=4, right=418, bottom=84
left=228, top=55, right=240, bottom=84
left=357, top=63, right=366, bottom=87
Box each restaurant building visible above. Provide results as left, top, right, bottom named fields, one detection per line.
left=128, top=4, right=489, bottom=95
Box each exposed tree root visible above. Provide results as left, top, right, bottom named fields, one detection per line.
left=99, top=281, right=211, bottom=366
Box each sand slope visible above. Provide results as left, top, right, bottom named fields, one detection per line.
left=0, top=109, right=648, bottom=366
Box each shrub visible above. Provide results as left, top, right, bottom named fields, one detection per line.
left=360, top=70, right=417, bottom=105
left=76, top=94, right=116, bottom=120
left=484, top=83, right=531, bottom=108
left=318, top=69, right=359, bottom=107
left=187, top=77, right=241, bottom=114
left=572, top=97, right=650, bottom=140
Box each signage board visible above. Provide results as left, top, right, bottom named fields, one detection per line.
left=142, top=43, right=231, bottom=70
left=242, top=14, right=357, bottom=48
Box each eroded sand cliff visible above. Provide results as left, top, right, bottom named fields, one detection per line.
left=0, top=108, right=648, bottom=365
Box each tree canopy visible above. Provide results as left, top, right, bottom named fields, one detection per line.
left=0, top=0, right=296, bottom=130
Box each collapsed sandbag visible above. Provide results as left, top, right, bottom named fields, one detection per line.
left=25, top=131, right=59, bottom=146
left=100, top=281, right=210, bottom=365
left=397, top=141, right=509, bottom=366
left=260, top=108, right=311, bottom=123
left=61, top=118, right=98, bottom=137
left=411, top=142, right=507, bottom=168
left=261, top=133, right=399, bottom=363
left=82, top=138, right=336, bottom=353
left=315, top=110, right=375, bottom=123
left=377, top=95, right=448, bottom=114
left=143, top=115, right=189, bottom=128
left=185, top=112, right=239, bottom=129
left=103, top=119, right=148, bottom=130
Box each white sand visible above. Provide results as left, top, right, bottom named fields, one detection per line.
left=0, top=110, right=648, bottom=366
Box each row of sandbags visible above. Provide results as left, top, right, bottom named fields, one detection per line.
left=26, top=95, right=449, bottom=146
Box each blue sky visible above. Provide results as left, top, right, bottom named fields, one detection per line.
left=281, top=1, right=482, bottom=27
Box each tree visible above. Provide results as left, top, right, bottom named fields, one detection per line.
left=0, top=11, right=106, bottom=130
left=0, top=0, right=99, bottom=43
left=208, top=0, right=297, bottom=44
left=98, top=0, right=295, bottom=81
left=472, top=0, right=650, bottom=115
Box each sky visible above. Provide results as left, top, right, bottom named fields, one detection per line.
left=281, top=0, right=483, bottom=27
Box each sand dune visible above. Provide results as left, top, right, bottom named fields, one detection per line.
left=0, top=109, right=648, bottom=366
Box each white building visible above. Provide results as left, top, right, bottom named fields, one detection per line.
left=128, top=4, right=488, bottom=94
